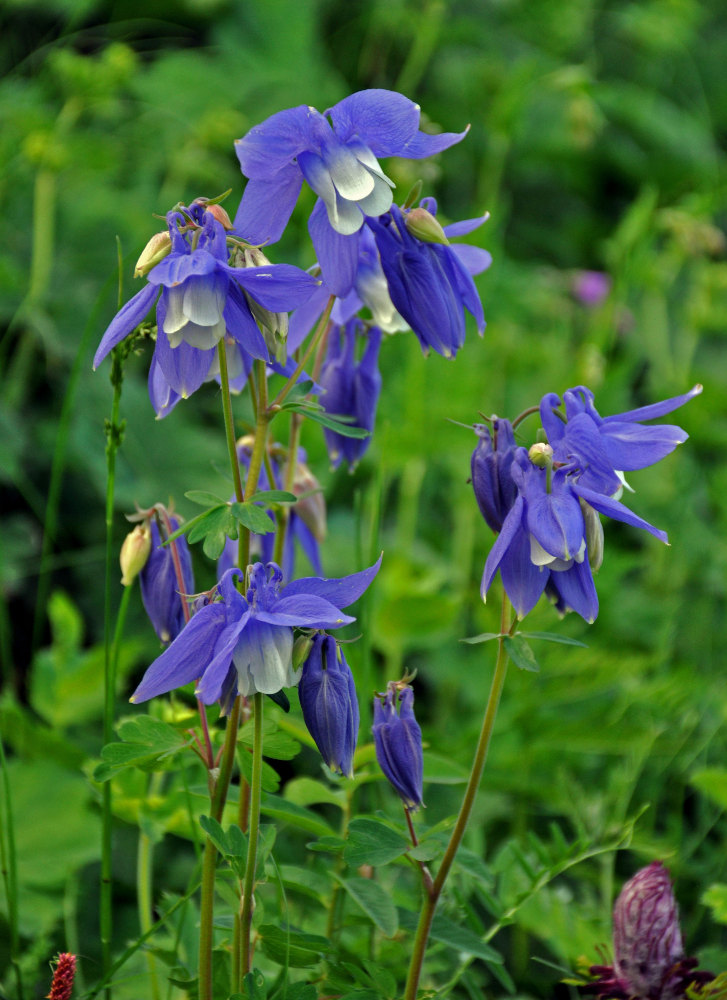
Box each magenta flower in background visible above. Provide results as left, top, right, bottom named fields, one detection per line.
left=573, top=270, right=611, bottom=307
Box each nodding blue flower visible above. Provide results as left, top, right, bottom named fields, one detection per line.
left=233, top=90, right=468, bottom=297
left=367, top=200, right=490, bottom=358
left=583, top=862, right=714, bottom=1000
left=139, top=513, right=195, bottom=645
left=93, top=204, right=318, bottom=412
left=471, top=418, right=518, bottom=534
left=539, top=384, right=703, bottom=498
left=373, top=681, right=423, bottom=811
left=217, top=437, right=324, bottom=582
left=130, top=556, right=381, bottom=706
left=298, top=634, right=359, bottom=778
left=319, top=319, right=382, bottom=471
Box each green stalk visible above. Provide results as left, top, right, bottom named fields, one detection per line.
left=0, top=733, right=22, bottom=1000
left=217, top=341, right=246, bottom=506
left=198, top=697, right=242, bottom=1000
left=240, top=692, right=264, bottom=977
left=137, top=774, right=163, bottom=1000
left=239, top=361, right=271, bottom=568
left=269, top=295, right=335, bottom=410
left=272, top=412, right=301, bottom=567
left=100, top=333, right=128, bottom=1000
left=402, top=595, right=513, bottom=1000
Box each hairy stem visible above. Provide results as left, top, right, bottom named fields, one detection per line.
left=403, top=594, right=513, bottom=1000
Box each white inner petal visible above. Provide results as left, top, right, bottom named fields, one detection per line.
left=324, top=141, right=376, bottom=201
left=233, top=623, right=294, bottom=695
left=167, top=316, right=226, bottom=350
left=163, top=286, right=188, bottom=334
left=348, top=140, right=395, bottom=185
left=356, top=269, right=408, bottom=332
left=183, top=275, right=225, bottom=327
left=614, top=469, right=634, bottom=495
left=356, top=172, right=395, bottom=218
left=206, top=338, right=242, bottom=381
left=327, top=191, right=365, bottom=236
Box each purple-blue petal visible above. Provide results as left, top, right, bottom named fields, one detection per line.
left=154, top=304, right=216, bottom=398
left=481, top=494, right=526, bottom=598
left=235, top=105, right=321, bottom=178
left=549, top=560, right=599, bottom=623
left=309, top=200, right=360, bottom=297
left=601, top=384, right=702, bottom=424
left=258, top=594, right=355, bottom=628
left=572, top=484, right=669, bottom=544
left=194, top=610, right=250, bottom=705
left=130, top=603, right=227, bottom=703
left=599, top=421, right=689, bottom=471
left=281, top=554, right=382, bottom=609
left=397, top=124, right=470, bottom=159
left=93, top=283, right=159, bottom=369
left=327, top=89, right=420, bottom=155
left=148, top=352, right=182, bottom=419
left=233, top=170, right=304, bottom=246
left=147, top=249, right=218, bottom=287
left=226, top=261, right=320, bottom=311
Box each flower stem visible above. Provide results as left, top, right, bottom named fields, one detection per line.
left=100, top=343, right=128, bottom=1000
left=240, top=692, right=264, bottom=977
left=402, top=594, right=513, bottom=1000
left=269, top=295, right=335, bottom=410
left=137, top=774, right=163, bottom=1000
left=217, top=340, right=245, bottom=506
left=239, top=361, right=271, bottom=567
left=272, top=412, right=301, bottom=567
left=198, top=696, right=242, bottom=1000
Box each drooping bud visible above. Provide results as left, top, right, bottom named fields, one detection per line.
left=139, top=511, right=194, bottom=644
left=203, top=203, right=233, bottom=230
left=528, top=442, right=553, bottom=468
left=120, top=524, right=151, bottom=586
left=292, top=633, right=314, bottom=672
left=580, top=500, right=604, bottom=573
left=287, top=459, right=327, bottom=542
left=471, top=418, right=518, bottom=534
left=46, top=952, right=76, bottom=1000
left=404, top=206, right=449, bottom=245
left=233, top=245, right=289, bottom=364
left=134, top=231, right=172, bottom=278
left=298, top=635, right=359, bottom=778
left=613, top=862, right=683, bottom=999
left=373, top=681, right=423, bottom=811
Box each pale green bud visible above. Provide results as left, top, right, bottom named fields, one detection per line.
left=580, top=500, right=604, bottom=572
left=404, top=207, right=449, bottom=245
left=134, top=231, right=171, bottom=278
left=292, top=634, right=314, bottom=672
left=120, top=524, right=151, bottom=586
left=528, top=442, right=553, bottom=468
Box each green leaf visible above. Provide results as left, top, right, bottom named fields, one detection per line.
left=231, top=501, right=276, bottom=534
left=460, top=632, right=503, bottom=644
left=240, top=966, right=267, bottom=1000
left=199, top=814, right=229, bottom=855
left=306, top=835, right=346, bottom=853
left=283, top=402, right=370, bottom=438
left=702, top=885, right=727, bottom=925
left=519, top=631, right=588, bottom=647
left=284, top=776, right=347, bottom=809
left=423, top=751, right=469, bottom=784
left=344, top=817, right=409, bottom=867
left=260, top=794, right=335, bottom=838
left=238, top=720, right=300, bottom=760
left=93, top=715, right=191, bottom=782
left=399, top=909, right=503, bottom=963
left=187, top=504, right=238, bottom=559
left=504, top=634, right=540, bottom=672
left=691, top=768, right=727, bottom=810
left=257, top=924, right=329, bottom=968
left=338, top=876, right=398, bottom=937
left=249, top=489, right=297, bottom=505
left=238, top=750, right=281, bottom=794
left=184, top=489, right=227, bottom=507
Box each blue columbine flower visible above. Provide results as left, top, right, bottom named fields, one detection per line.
left=539, top=384, right=703, bottom=497
left=319, top=319, right=382, bottom=471
left=373, top=681, right=424, bottom=811
left=298, top=634, right=359, bottom=778
left=233, top=90, right=468, bottom=297
left=476, top=384, right=701, bottom=622
left=130, top=556, right=381, bottom=706
left=93, top=204, right=318, bottom=412
left=139, top=511, right=195, bottom=644
left=367, top=200, right=490, bottom=358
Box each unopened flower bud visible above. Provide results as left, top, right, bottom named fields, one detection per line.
left=204, top=203, right=233, bottom=229
left=528, top=442, right=553, bottom=468
left=120, top=524, right=151, bottom=586
left=233, top=246, right=289, bottom=363
left=580, top=500, right=604, bottom=572
left=139, top=512, right=194, bottom=644
left=288, top=461, right=327, bottom=542
left=613, top=862, right=683, bottom=998
left=471, top=418, right=518, bottom=534
left=134, top=231, right=172, bottom=278
left=404, top=206, right=449, bottom=245
left=292, top=633, right=314, bottom=672
left=373, top=681, right=423, bottom=811
left=298, top=635, right=359, bottom=778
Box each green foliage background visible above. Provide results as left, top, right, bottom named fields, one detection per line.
left=1, top=0, right=726, bottom=996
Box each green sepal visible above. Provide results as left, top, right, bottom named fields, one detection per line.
left=504, top=634, right=540, bottom=672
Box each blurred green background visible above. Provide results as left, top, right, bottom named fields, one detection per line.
left=1, top=0, right=727, bottom=996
